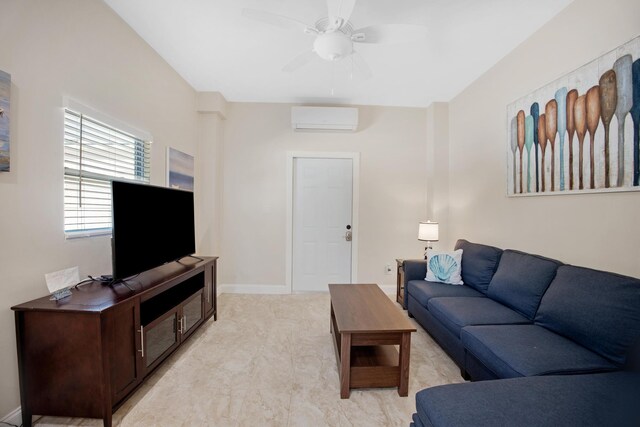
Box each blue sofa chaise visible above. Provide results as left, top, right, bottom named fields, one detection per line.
left=411, top=371, right=640, bottom=427
left=404, top=239, right=640, bottom=427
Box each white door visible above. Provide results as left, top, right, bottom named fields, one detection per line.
left=293, top=158, right=353, bottom=292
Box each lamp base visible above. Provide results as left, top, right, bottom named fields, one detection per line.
left=424, top=243, right=433, bottom=260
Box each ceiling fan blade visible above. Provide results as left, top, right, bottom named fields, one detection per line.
left=350, top=52, right=372, bottom=80
left=283, top=51, right=317, bottom=73
left=326, top=0, right=357, bottom=31
left=352, top=24, right=428, bottom=44
left=242, top=8, right=317, bottom=34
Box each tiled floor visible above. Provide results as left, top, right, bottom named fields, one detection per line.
left=37, top=293, right=463, bottom=426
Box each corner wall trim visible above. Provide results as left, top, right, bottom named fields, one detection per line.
left=378, top=284, right=396, bottom=295
left=2, top=406, right=22, bottom=426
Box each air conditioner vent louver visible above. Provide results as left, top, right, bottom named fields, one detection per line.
left=291, top=106, right=358, bottom=132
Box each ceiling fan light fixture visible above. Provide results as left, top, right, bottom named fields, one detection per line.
left=327, top=17, right=344, bottom=32
left=313, top=32, right=353, bottom=61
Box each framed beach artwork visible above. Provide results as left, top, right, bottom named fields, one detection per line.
left=507, top=35, right=640, bottom=196
left=0, top=70, right=10, bottom=172
left=166, top=147, right=194, bottom=191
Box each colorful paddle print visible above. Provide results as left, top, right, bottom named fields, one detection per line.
left=525, top=115, right=534, bottom=193
left=566, top=90, right=578, bottom=190
left=530, top=103, right=540, bottom=192
left=507, top=36, right=639, bottom=196
left=555, top=88, right=568, bottom=191
left=632, top=59, right=640, bottom=187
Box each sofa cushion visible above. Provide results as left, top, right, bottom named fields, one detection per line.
left=408, top=294, right=468, bottom=367
left=454, top=239, right=503, bottom=293
left=486, top=250, right=561, bottom=319
left=415, top=372, right=640, bottom=427
left=461, top=324, right=617, bottom=378
left=428, top=297, right=530, bottom=338
left=407, top=280, right=484, bottom=308
left=535, top=265, right=640, bottom=366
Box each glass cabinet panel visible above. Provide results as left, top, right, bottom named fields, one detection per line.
left=145, top=311, right=178, bottom=368
left=183, top=293, right=203, bottom=334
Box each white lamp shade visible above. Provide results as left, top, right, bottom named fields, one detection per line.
left=418, top=221, right=439, bottom=241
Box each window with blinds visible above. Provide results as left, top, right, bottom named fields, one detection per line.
left=64, top=109, right=150, bottom=237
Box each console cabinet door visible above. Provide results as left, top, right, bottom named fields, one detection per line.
left=143, top=308, right=180, bottom=374
left=204, top=265, right=213, bottom=317
left=212, top=261, right=217, bottom=320
left=180, top=290, right=204, bottom=341
left=104, top=299, right=143, bottom=405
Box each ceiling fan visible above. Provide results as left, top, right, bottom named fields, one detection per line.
left=242, top=0, right=428, bottom=79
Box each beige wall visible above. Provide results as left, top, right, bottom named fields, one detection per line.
left=196, top=94, right=226, bottom=257
left=447, top=0, right=640, bottom=276
left=221, top=103, right=429, bottom=289
left=0, top=0, right=198, bottom=415
left=426, top=102, right=450, bottom=245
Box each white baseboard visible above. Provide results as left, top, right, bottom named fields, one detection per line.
left=379, top=284, right=396, bottom=295
left=2, top=406, right=22, bottom=426
left=219, top=283, right=397, bottom=295
left=218, top=284, right=290, bottom=294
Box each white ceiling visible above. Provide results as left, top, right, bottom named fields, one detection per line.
left=104, top=0, right=573, bottom=108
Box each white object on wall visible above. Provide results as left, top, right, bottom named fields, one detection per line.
left=291, top=106, right=358, bottom=132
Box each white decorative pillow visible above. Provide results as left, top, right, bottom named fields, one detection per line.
left=425, top=249, right=464, bottom=285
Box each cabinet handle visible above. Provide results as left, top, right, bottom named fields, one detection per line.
left=183, top=315, right=187, bottom=332
left=138, top=326, right=144, bottom=358
left=177, top=316, right=183, bottom=334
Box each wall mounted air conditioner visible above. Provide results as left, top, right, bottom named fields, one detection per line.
left=291, top=106, right=358, bottom=132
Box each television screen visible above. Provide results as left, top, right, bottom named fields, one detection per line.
left=111, top=181, right=196, bottom=280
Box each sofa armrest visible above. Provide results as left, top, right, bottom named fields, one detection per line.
left=403, top=260, right=428, bottom=308
left=404, top=259, right=428, bottom=283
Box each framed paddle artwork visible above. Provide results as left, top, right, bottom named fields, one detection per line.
left=507, top=35, right=640, bottom=196
left=0, top=70, right=9, bottom=173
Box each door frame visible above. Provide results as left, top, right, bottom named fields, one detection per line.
left=286, top=151, right=360, bottom=293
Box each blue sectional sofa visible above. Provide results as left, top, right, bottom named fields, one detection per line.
left=405, top=239, right=640, bottom=427
left=412, top=371, right=640, bottom=427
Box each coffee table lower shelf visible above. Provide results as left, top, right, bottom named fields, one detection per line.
left=347, top=345, right=400, bottom=389
left=331, top=308, right=410, bottom=398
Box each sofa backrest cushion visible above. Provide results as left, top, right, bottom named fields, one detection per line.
left=454, top=239, right=503, bottom=294
left=487, top=250, right=562, bottom=320
left=535, top=265, right=640, bottom=366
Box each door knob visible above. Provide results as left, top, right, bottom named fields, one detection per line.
left=345, top=230, right=352, bottom=241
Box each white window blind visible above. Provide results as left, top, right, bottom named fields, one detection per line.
left=64, top=109, right=150, bottom=237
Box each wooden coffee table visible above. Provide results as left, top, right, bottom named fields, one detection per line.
left=329, top=283, right=416, bottom=398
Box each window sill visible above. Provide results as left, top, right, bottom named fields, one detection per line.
left=65, top=229, right=112, bottom=240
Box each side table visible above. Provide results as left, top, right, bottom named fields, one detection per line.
left=396, top=259, right=405, bottom=309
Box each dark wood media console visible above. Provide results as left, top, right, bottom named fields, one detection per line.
left=12, top=256, right=218, bottom=427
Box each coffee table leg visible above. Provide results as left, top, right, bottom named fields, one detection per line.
left=340, top=332, right=351, bottom=399
left=398, top=331, right=411, bottom=397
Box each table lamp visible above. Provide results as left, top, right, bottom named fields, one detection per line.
left=418, top=221, right=439, bottom=259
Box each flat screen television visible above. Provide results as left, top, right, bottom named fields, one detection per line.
left=111, top=181, right=196, bottom=281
